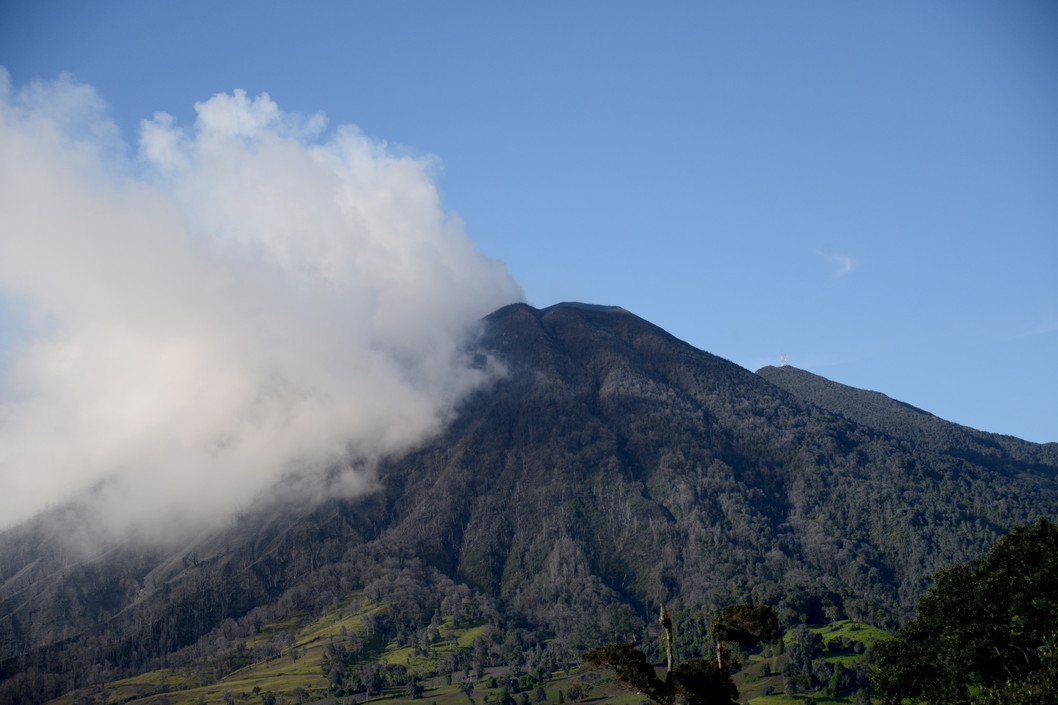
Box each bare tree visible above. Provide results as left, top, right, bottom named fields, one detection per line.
left=659, top=605, right=673, bottom=672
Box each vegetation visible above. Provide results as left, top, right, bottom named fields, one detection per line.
left=44, top=586, right=588, bottom=705
left=38, top=595, right=885, bottom=705
left=2, top=303, right=1056, bottom=705
left=874, top=519, right=1058, bottom=704
left=583, top=603, right=779, bottom=705
left=756, top=365, right=1058, bottom=482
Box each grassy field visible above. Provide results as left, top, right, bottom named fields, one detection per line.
left=60, top=665, right=648, bottom=705
left=809, top=621, right=889, bottom=648
left=46, top=611, right=887, bottom=705
left=749, top=695, right=858, bottom=705
left=45, top=592, right=586, bottom=705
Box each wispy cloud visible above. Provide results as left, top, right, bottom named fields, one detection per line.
left=815, top=249, right=855, bottom=277
left=0, top=70, right=523, bottom=540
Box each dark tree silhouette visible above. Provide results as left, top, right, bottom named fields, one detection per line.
left=874, top=519, right=1058, bottom=704
left=459, top=678, right=476, bottom=705
left=711, top=603, right=782, bottom=669
left=583, top=603, right=779, bottom=705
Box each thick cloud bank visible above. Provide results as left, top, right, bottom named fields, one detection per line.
left=0, top=70, right=523, bottom=539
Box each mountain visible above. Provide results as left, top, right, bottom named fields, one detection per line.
left=2, top=302, right=1057, bottom=704
left=757, top=364, right=1058, bottom=475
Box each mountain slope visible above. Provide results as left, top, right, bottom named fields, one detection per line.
left=385, top=303, right=1056, bottom=622
left=756, top=364, right=1058, bottom=477
left=2, top=302, right=1057, bottom=704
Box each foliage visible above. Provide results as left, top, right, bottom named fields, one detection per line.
left=873, top=519, right=1058, bottom=704
left=583, top=642, right=735, bottom=705
left=713, top=603, right=782, bottom=645
left=582, top=643, right=661, bottom=698
left=773, top=621, right=876, bottom=699
left=668, top=657, right=739, bottom=705
left=980, top=632, right=1058, bottom=704
left=583, top=604, right=778, bottom=705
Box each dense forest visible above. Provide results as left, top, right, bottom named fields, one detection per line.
left=1, top=302, right=1055, bottom=704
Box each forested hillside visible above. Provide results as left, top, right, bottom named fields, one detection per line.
left=1, top=302, right=1056, bottom=704
left=757, top=364, right=1058, bottom=476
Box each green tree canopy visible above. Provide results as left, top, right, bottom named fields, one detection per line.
left=713, top=603, right=782, bottom=645
left=581, top=642, right=661, bottom=698
left=874, top=518, right=1058, bottom=704
left=668, top=657, right=739, bottom=705
left=583, top=603, right=778, bottom=705
left=582, top=643, right=736, bottom=705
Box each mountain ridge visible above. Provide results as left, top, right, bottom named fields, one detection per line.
left=757, top=364, right=1058, bottom=477
left=2, top=302, right=1056, bottom=704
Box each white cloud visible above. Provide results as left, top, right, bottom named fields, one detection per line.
left=815, top=249, right=855, bottom=277
left=0, top=69, right=523, bottom=539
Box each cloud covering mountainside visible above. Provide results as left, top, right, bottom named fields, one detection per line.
left=0, top=71, right=523, bottom=537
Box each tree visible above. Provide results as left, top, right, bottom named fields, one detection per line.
left=660, top=605, right=674, bottom=671
left=583, top=603, right=779, bottom=705
left=668, top=657, right=739, bottom=705
left=582, top=643, right=661, bottom=699
left=711, top=603, right=782, bottom=670
left=982, top=633, right=1058, bottom=704
left=874, top=519, right=1058, bottom=704
left=459, top=679, right=476, bottom=705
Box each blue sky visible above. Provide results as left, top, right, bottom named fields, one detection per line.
left=1, top=0, right=1056, bottom=447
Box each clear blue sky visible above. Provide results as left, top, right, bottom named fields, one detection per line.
left=2, top=1, right=1056, bottom=443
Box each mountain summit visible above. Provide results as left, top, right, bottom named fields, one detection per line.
left=2, top=302, right=1056, bottom=703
